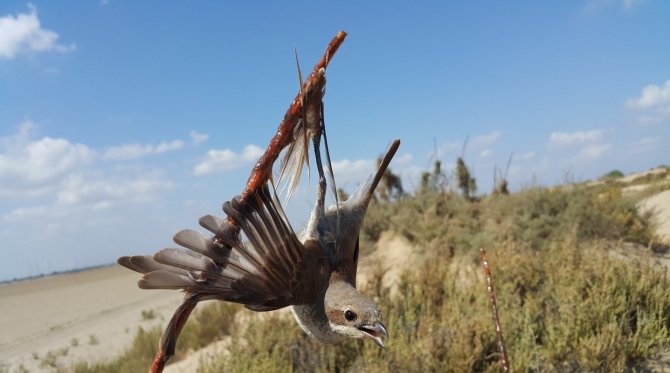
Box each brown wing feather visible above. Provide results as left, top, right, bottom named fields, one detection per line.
left=118, top=183, right=329, bottom=311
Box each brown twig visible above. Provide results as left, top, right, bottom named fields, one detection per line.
left=480, top=248, right=510, bottom=372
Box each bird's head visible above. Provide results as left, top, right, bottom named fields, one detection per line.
left=324, top=281, right=388, bottom=347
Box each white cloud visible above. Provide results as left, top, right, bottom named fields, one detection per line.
left=4, top=172, right=169, bottom=222
left=0, top=121, right=95, bottom=196
left=194, top=144, right=263, bottom=175
left=0, top=123, right=191, bottom=281
left=437, top=141, right=460, bottom=156
left=626, top=79, right=670, bottom=125
left=548, top=130, right=604, bottom=149
left=578, top=143, right=611, bottom=160
left=55, top=172, right=166, bottom=207
left=626, top=79, right=670, bottom=110
left=471, top=130, right=501, bottom=149
left=155, top=140, right=184, bottom=153
left=1, top=122, right=172, bottom=221
left=331, top=153, right=422, bottom=193
left=394, top=152, right=413, bottom=166
left=479, top=150, right=492, bottom=158
left=103, top=140, right=185, bottom=161
left=436, top=131, right=501, bottom=158
left=331, top=158, right=376, bottom=186
left=0, top=4, right=75, bottom=59
left=190, top=130, right=209, bottom=146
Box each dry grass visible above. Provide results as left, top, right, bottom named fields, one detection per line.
left=69, top=302, right=240, bottom=373
left=63, top=177, right=670, bottom=372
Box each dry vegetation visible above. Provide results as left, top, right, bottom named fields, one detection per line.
left=36, top=166, right=670, bottom=373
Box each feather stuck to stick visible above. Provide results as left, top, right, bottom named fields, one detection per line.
left=277, top=49, right=338, bottom=207
left=240, top=31, right=346, bottom=204
left=277, top=62, right=322, bottom=201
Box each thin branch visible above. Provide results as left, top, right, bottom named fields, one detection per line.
left=480, top=248, right=510, bottom=372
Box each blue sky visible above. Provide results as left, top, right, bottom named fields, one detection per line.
left=1, top=1, right=668, bottom=280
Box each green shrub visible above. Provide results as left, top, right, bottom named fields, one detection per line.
left=601, top=169, right=624, bottom=180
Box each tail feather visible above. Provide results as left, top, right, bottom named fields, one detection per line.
left=172, top=229, right=232, bottom=264
left=138, top=270, right=197, bottom=290
left=154, top=248, right=217, bottom=274
left=122, top=209, right=276, bottom=300
left=198, top=214, right=242, bottom=249
left=198, top=214, right=226, bottom=235
left=153, top=248, right=254, bottom=283
left=118, top=255, right=185, bottom=275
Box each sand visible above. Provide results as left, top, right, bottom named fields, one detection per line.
left=0, top=265, right=183, bottom=372
left=640, top=189, right=670, bottom=244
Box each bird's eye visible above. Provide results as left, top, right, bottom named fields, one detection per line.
left=344, top=309, right=357, bottom=322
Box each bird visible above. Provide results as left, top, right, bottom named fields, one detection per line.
left=117, top=31, right=400, bottom=372
left=118, top=139, right=399, bottom=369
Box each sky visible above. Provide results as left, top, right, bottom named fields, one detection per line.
left=1, top=1, right=668, bottom=281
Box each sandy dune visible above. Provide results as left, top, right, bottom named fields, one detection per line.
left=0, top=265, right=183, bottom=372
left=640, top=189, right=670, bottom=244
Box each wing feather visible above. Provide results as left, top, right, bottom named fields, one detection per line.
left=119, top=183, right=330, bottom=311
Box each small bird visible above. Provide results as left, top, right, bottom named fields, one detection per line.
left=117, top=31, right=400, bottom=372
left=118, top=139, right=399, bottom=367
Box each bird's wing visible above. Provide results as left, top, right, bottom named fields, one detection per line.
left=119, top=183, right=329, bottom=311
left=327, top=140, right=401, bottom=286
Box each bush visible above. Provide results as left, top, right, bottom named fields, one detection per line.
left=601, top=169, right=625, bottom=180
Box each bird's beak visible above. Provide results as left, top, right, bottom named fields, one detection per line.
left=358, top=322, right=389, bottom=348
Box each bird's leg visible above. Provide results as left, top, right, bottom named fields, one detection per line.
left=150, top=293, right=201, bottom=373
left=312, top=131, right=326, bottom=211
left=303, top=132, right=327, bottom=240
left=318, top=104, right=340, bottom=236
left=320, top=104, right=338, bottom=206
